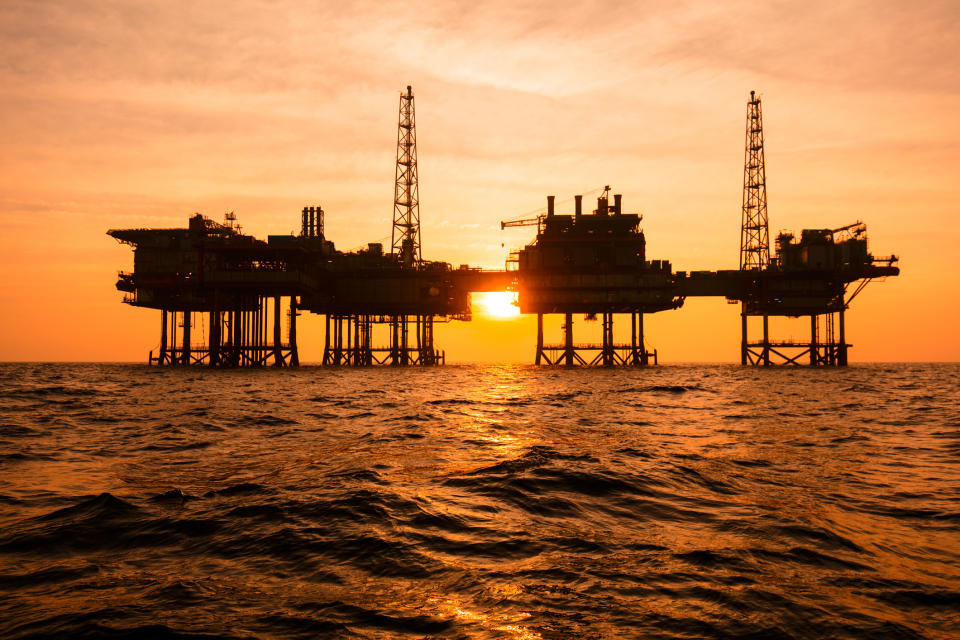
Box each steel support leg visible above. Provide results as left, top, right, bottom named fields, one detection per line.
left=289, top=297, right=299, bottom=366
left=740, top=309, right=748, bottom=366
left=422, top=316, right=435, bottom=365
left=536, top=313, right=544, bottom=365
left=273, top=296, right=282, bottom=366
left=323, top=315, right=331, bottom=365
left=345, top=315, right=353, bottom=365
left=182, top=310, right=191, bottom=365
left=159, top=309, right=168, bottom=365
left=353, top=315, right=361, bottom=365
left=391, top=317, right=400, bottom=366
left=415, top=315, right=422, bottom=365
left=639, top=312, right=648, bottom=366
left=240, top=306, right=248, bottom=366
left=209, top=311, right=220, bottom=367
left=810, top=315, right=818, bottom=366
left=839, top=308, right=848, bottom=366
left=762, top=315, right=770, bottom=366
left=602, top=313, right=613, bottom=367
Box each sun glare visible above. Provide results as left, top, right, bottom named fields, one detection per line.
left=474, top=292, right=520, bottom=319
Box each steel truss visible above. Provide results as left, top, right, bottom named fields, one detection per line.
left=150, top=295, right=299, bottom=367
left=740, top=90, right=770, bottom=271
left=741, top=309, right=849, bottom=366
left=392, top=86, right=421, bottom=268
left=535, top=312, right=657, bottom=367
left=323, top=314, right=443, bottom=366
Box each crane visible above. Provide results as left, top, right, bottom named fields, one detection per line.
left=500, top=217, right=542, bottom=230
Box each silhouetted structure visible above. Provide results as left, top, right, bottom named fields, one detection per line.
left=109, top=89, right=899, bottom=367
left=110, top=214, right=303, bottom=367
left=110, top=206, right=507, bottom=367
left=316, top=85, right=447, bottom=365
left=741, top=91, right=770, bottom=272
left=732, top=91, right=898, bottom=365
left=392, top=86, right=421, bottom=268
left=361, top=84, right=439, bottom=365
left=739, top=90, right=774, bottom=364
left=503, top=187, right=679, bottom=365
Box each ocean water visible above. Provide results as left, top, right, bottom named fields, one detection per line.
left=0, top=362, right=958, bottom=639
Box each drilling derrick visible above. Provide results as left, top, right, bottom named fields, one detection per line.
left=740, top=91, right=770, bottom=271
left=739, top=90, right=773, bottom=364
left=320, top=85, right=455, bottom=367
left=384, top=85, right=432, bottom=364
left=729, top=90, right=900, bottom=365
left=392, top=85, right=421, bottom=268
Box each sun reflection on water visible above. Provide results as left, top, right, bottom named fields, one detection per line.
left=431, top=595, right=542, bottom=640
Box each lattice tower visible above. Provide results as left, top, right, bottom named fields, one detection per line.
left=392, top=85, right=421, bottom=268
left=740, top=90, right=770, bottom=271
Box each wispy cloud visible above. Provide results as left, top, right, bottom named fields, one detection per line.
left=0, top=0, right=957, bottom=358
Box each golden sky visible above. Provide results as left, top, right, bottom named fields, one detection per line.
left=1, top=0, right=958, bottom=362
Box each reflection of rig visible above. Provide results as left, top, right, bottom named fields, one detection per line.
left=108, top=89, right=899, bottom=366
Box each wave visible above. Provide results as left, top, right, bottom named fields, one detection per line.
left=1, top=362, right=958, bottom=640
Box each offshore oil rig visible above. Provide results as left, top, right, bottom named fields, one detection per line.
left=109, top=88, right=899, bottom=367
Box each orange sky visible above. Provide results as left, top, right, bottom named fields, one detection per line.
left=1, top=0, right=958, bottom=363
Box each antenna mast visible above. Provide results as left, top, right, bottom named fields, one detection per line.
left=392, top=85, right=421, bottom=268
left=740, top=90, right=770, bottom=270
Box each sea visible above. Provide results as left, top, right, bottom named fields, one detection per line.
left=0, top=363, right=958, bottom=639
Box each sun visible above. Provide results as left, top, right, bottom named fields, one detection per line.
left=473, top=292, right=520, bottom=319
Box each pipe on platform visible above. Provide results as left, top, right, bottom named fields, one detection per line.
left=575, top=195, right=582, bottom=219
left=614, top=194, right=622, bottom=215
left=547, top=195, right=555, bottom=217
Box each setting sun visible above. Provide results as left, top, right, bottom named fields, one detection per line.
left=473, top=292, right=520, bottom=319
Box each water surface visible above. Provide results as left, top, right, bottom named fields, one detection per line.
left=1, top=363, right=958, bottom=639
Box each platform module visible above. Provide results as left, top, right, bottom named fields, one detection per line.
left=503, top=188, right=681, bottom=365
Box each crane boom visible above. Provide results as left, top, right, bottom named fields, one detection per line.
left=500, top=217, right=542, bottom=230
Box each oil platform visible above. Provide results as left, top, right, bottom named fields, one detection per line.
left=683, top=91, right=899, bottom=365
left=109, top=89, right=899, bottom=366
left=502, top=190, right=680, bottom=366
